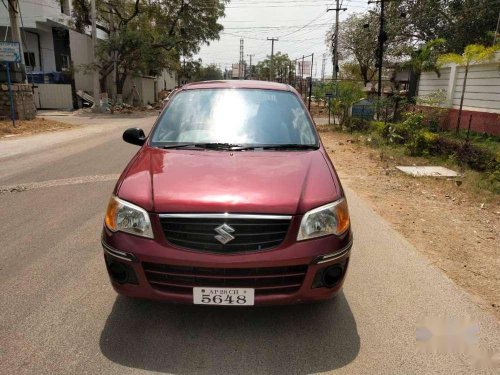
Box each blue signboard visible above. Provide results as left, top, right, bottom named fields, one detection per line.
left=0, top=41, right=21, bottom=63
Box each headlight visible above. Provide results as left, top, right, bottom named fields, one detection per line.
left=104, top=195, right=154, bottom=239
left=297, top=198, right=350, bottom=241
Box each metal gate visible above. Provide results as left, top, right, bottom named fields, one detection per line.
left=33, top=84, right=73, bottom=109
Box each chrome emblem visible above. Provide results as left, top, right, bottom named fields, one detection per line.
left=214, top=223, right=235, bottom=244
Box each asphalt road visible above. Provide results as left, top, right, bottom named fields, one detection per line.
left=0, top=114, right=498, bottom=375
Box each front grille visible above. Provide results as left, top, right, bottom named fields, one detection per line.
left=143, top=262, right=307, bottom=296
left=159, top=216, right=291, bottom=253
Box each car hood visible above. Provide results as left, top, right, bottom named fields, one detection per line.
left=117, top=147, right=340, bottom=215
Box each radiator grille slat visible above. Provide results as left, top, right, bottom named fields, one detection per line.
left=160, top=217, right=291, bottom=253
left=143, top=262, right=307, bottom=296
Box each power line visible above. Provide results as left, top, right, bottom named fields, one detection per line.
left=224, top=22, right=333, bottom=30
left=277, top=10, right=328, bottom=38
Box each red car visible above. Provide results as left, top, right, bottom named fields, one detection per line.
left=102, top=80, right=352, bottom=306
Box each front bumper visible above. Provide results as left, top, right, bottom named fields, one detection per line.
left=102, top=225, right=352, bottom=306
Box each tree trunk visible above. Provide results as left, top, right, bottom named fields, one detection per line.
left=456, top=65, right=469, bottom=134
left=116, top=72, right=126, bottom=95
left=99, top=75, right=107, bottom=94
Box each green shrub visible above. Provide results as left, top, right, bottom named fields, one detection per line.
left=430, top=136, right=499, bottom=172
left=458, top=143, right=498, bottom=172
left=348, top=117, right=371, bottom=132
left=364, top=115, right=499, bottom=174
left=370, top=121, right=386, bottom=135
left=406, top=130, right=438, bottom=156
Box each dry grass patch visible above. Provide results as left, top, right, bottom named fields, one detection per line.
left=0, top=118, right=73, bottom=138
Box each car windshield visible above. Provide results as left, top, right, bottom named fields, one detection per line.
left=150, top=88, right=318, bottom=147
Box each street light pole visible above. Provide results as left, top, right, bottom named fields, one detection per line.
left=91, top=0, right=101, bottom=111
left=247, top=54, right=254, bottom=79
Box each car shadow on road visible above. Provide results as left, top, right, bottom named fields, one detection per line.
left=99, top=293, right=360, bottom=374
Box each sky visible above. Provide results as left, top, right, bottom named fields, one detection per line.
left=195, top=0, right=373, bottom=79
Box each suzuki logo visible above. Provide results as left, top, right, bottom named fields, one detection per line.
left=214, top=223, right=235, bottom=244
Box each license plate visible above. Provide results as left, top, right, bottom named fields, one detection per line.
left=193, top=287, right=255, bottom=306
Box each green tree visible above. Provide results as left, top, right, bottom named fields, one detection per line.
left=71, top=0, right=227, bottom=96
left=195, top=64, right=224, bottom=81
left=340, top=62, right=377, bottom=86
left=438, top=44, right=499, bottom=133
left=320, top=81, right=364, bottom=128
left=407, top=38, right=446, bottom=76
left=332, top=13, right=379, bottom=86
left=336, top=81, right=364, bottom=129
left=179, top=59, right=202, bottom=84
left=439, top=0, right=500, bottom=53
left=255, top=52, right=293, bottom=82
left=386, top=0, right=500, bottom=53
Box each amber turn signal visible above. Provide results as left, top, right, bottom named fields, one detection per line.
left=104, top=196, right=119, bottom=231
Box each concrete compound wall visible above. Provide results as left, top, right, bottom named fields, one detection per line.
left=417, top=52, right=500, bottom=135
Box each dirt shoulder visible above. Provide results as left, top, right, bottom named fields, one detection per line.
left=0, top=118, right=73, bottom=138
left=319, top=128, right=499, bottom=320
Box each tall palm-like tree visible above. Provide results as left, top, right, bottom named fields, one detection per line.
left=438, top=44, right=499, bottom=133
left=410, top=38, right=446, bottom=76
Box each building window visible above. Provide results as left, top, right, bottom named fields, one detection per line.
left=24, top=52, right=36, bottom=68
left=60, top=54, right=70, bottom=70
left=61, top=0, right=71, bottom=15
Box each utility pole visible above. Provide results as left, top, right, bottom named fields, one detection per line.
left=91, top=0, right=101, bottom=111
left=369, top=0, right=388, bottom=98
left=7, top=0, right=26, bottom=82
left=327, top=1, right=347, bottom=82
left=239, top=38, right=245, bottom=80
left=321, top=53, right=326, bottom=82
left=308, top=53, right=314, bottom=111
left=301, top=55, right=305, bottom=95
left=267, top=37, right=278, bottom=81
left=247, top=54, right=254, bottom=79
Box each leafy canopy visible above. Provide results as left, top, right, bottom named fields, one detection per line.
left=71, top=0, right=228, bottom=93
left=254, top=52, right=293, bottom=81
left=438, top=44, right=499, bottom=67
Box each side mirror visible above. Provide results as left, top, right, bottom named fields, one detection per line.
left=123, top=128, right=146, bottom=146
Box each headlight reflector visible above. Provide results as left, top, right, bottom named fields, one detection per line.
left=297, top=198, right=350, bottom=241
left=105, top=195, right=153, bottom=239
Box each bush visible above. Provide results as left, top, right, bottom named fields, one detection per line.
left=380, top=112, right=438, bottom=156
left=348, top=117, right=371, bottom=132
left=350, top=113, right=499, bottom=174
left=430, top=136, right=499, bottom=172
left=457, top=143, right=499, bottom=172
left=406, top=130, right=438, bottom=156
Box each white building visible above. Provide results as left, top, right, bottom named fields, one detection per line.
left=0, top=0, right=176, bottom=109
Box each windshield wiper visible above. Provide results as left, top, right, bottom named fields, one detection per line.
left=160, top=143, right=318, bottom=151
left=161, top=143, right=203, bottom=149
left=161, top=143, right=251, bottom=150
left=194, top=143, right=251, bottom=150
left=261, top=144, right=319, bottom=150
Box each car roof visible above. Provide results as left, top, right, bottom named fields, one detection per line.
left=181, top=80, right=292, bottom=92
